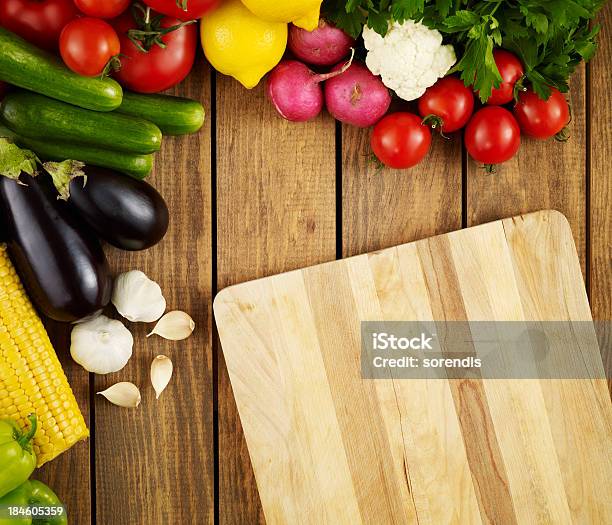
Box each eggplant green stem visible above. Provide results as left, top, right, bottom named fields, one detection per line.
left=0, top=137, right=39, bottom=181
left=43, top=160, right=87, bottom=200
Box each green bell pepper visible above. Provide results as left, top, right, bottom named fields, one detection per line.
left=0, top=415, right=37, bottom=498
left=0, top=480, right=67, bottom=525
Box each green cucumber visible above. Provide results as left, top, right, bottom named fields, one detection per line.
left=2, top=91, right=162, bottom=155
left=0, top=28, right=122, bottom=112
left=117, top=91, right=205, bottom=135
left=0, top=125, right=153, bottom=179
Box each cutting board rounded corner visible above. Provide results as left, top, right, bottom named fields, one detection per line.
left=522, top=208, right=572, bottom=230
left=213, top=285, right=236, bottom=315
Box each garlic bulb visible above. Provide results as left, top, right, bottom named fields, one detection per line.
left=112, top=270, right=166, bottom=322
left=71, top=315, right=133, bottom=374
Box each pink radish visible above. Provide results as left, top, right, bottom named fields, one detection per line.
left=324, top=61, right=391, bottom=128
left=266, top=52, right=354, bottom=122
left=288, top=19, right=355, bottom=67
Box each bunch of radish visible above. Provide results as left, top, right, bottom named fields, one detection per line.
left=266, top=20, right=391, bottom=127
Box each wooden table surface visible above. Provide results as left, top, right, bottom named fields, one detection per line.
left=37, top=5, right=611, bottom=524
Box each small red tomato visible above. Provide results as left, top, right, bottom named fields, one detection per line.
left=143, top=0, right=220, bottom=20
left=0, top=0, right=79, bottom=51
left=371, top=113, right=432, bottom=169
left=418, top=76, right=474, bottom=133
left=60, top=18, right=120, bottom=77
left=74, top=0, right=130, bottom=18
left=112, top=11, right=197, bottom=93
left=513, top=88, right=570, bottom=139
left=486, top=50, right=524, bottom=105
left=465, top=107, right=521, bottom=165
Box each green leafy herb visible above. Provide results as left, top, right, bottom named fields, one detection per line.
left=323, top=0, right=604, bottom=101
left=0, top=138, right=39, bottom=181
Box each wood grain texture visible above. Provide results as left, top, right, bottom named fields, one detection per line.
left=589, top=3, right=611, bottom=387
left=94, top=61, right=214, bottom=525
left=467, top=69, right=587, bottom=273
left=215, top=210, right=611, bottom=524
left=215, top=75, right=337, bottom=524
left=341, top=122, right=462, bottom=257
left=37, top=321, right=90, bottom=525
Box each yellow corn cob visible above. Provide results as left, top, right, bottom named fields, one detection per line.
left=0, top=244, right=88, bottom=467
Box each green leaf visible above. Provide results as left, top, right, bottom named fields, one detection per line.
left=574, top=24, right=600, bottom=61
left=0, top=138, right=39, bottom=181
left=324, top=0, right=366, bottom=38
left=434, top=0, right=452, bottom=18
left=529, top=13, right=549, bottom=34
left=368, top=10, right=392, bottom=34
left=443, top=10, right=481, bottom=32
left=450, top=21, right=502, bottom=102
left=391, top=0, right=424, bottom=21
left=526, top=70, right=552, bottom=100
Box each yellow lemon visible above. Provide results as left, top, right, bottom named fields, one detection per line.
left=200, top=0, right=288, bottom=89
left=240, top=0, right=322, bottom=30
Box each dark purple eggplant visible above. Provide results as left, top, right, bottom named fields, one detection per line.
left=0, top=173, right=112, bottom=322
left=67, top=166, right=169, bottom=251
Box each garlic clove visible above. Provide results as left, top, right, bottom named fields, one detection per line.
left=112, top=270, right=166, bottom=323
left=71, top=315, right=133, bottom=374
left=97, top=382, right=141, bottom=408
left=150, top=355, right=173, bottom=399
left=147, top=310, right=195, bottom=340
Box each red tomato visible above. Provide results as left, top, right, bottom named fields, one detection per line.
left=60, top=18, right=120, bottom=77
left=143, top=0, right=220, bottom=20
left=418, top=76, right=474, bottom=133
left=371, top=113, right=432, bottom=169
left=486, top=50, right=524, bottom=105
left=112, top=11, right=197, bottom=93
left=0, top=0, right=79, bottom=51
left=465, top=107, right=521, bottom=165
left=74, top=0, right=130, bottom=19
left=513, top=88, right=570, bottom=139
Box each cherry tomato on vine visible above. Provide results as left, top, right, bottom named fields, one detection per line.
left=513, top=87, right=570, bottom=139
left=74, top=0, right=131, bottom=19
left=418, top=76, right=474, bottom=133
left=142, top=0, right=220, bottom=21
left=371, top=113, right=432, bottom=169
left=60, top=18, right=121, bottom=77
left=0, top=0, right=79, bottom=51
left=486, top=50, right=524, bottom=105
left=465, top=107, right=521, bottom=166
left=112, top=7, right=197, bottom=93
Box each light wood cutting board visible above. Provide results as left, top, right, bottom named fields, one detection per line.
left=214, top=210, right=612, bottom=524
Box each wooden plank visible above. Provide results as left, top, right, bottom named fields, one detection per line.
left=37, top=321, right=90, bottom=525
left=467, top=68, right=587, bottom=273
left=215, top=76, right=337, bottom=524
left=94, top=61, right=214, bottom=524
left=342, top=124, right=462, bottom=257
left=589, top=3, right=611, bottom=386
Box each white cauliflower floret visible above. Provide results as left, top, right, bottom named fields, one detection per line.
left=363, top=20, right=456, bottom=101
